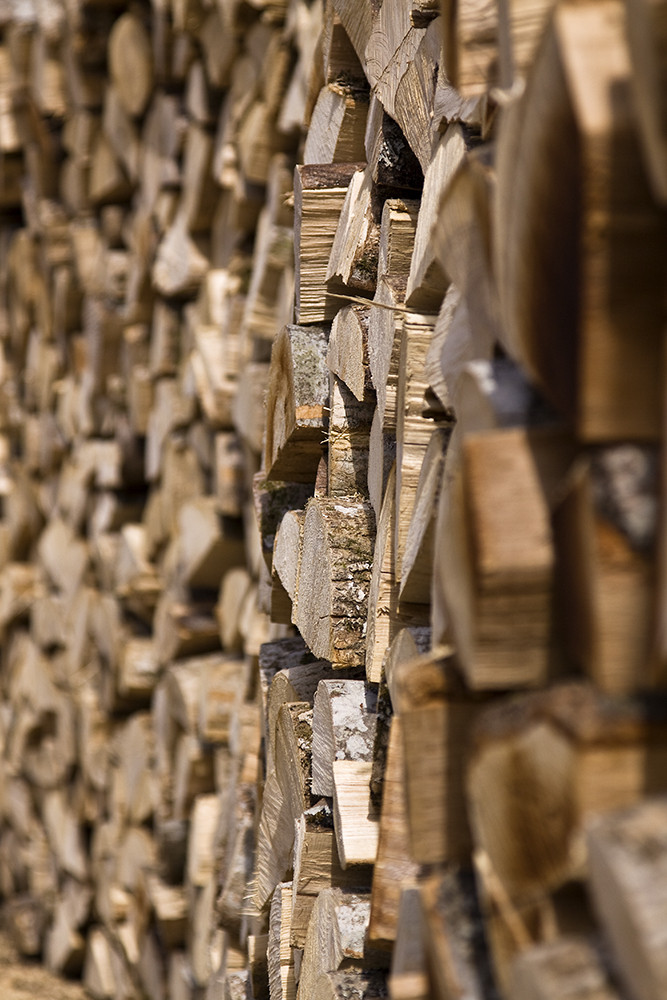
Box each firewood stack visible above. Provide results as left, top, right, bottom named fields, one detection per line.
left=0, top=0, right=665, bottom=996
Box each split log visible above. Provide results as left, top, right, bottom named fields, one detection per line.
left=297, top=888, right=372, bottom=1000
left=467, top=683, right=667, bottom=903
left=586, top=798, right=667, bottom=1000
left=510, top=937, right=620, bottom=1000
left=495, top=0, right=667, bottom=441
left=295, top=496, right=375, bottom=667
left=294, top=163, right=364, bottom=324
left=312, top=679, right=378, bottom=796
left=264, top=323, right=330, bottom=483
left=368, top=717, right=422, bottom=949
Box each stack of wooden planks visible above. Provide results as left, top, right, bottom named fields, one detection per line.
left=0, top=0, right=664, bottom=997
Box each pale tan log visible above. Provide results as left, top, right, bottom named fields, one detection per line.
left=328, top=374, right=375, bottom=498
left=584, top=800, right=667, bottom=1000
left=293, top=801, right=373, bottom=944
left=377, top=198, right=420, bottom=285
left=441, top=0, right=499, bottom=97
left=213, top=433, right=246, bottom=518
left=510, top=936, right=620, bottom=1000
left=248, top=934, right=270, bottom=1000
left=391, top=19, right=443, bottom=174
left=294, top=163, right=364, bottom=324
left=312, top=679, right=378, bottom=797
left=190, top=878, right=219, bottom=987
left=108, top=12, right=154, bottom=118
left=328, top=305, right=372, bottom=403
left=438, top=428, right=556, bottom=690
left=175, top=496, right=245, bottom=590
left=467, top=683, right=667, bottom=905
left=37, top=516, right=89, bottom=601
left=264, top=323, right=330, bottom=483
left=304, top=83, right=369, bottom=165
left=555, top=448, right=656, bottom=695
left=179, top=122, right=218, bottom=234
left=326, top=167, right=379, bottom=295
left=188, top=325, right=238, bottom=430
left=116, top=638, right=161, bottom=706
left=41, top=789, right=88, bottom=881
left=399, top=425, right=452, bottom=604
left=394, top=312, right=439, bottom=581
left=216, top=567, right=254, bottom=653
left=185, top=792, right=223, bottom=892
left=365, top=464, right=428, bottom=686
left=333, top=760, right=379, bottom=868
left=6, top=634, right=77, bottom=789
left=367, top=277, right=405, bottom=432
left=268, top=881, right=296, bottom=1000
left=388, top=888, right=429, bottom=1000
left=405, top=125, right=464, bottom=310
left=273, top=509, right=304, bottom=605
left=112, top=712, right=160, bottom=826
left=394, top=648, right=487, bottom=866
left=153, top=220, right=210, bottom=299
left=45, top=881, right=91, bottom=976
left=297, top=888, right=372, bottom=1000
left=432, top=146, right=501, bottom=357
left=295, top=495, right=374, bottom=667
left=3, top=895, right=45, bottom=958
left=367, top=407, right=396, bottom=523
left=496, top=1, right=667, bottom=441
left=172, top=731, right=215, bottom=820
left=369, top=717, right=422, bottom=948
left=88, top=131, right=133, bottom=205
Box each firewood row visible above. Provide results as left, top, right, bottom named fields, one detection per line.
left=0, top=0, right=664, bottom=998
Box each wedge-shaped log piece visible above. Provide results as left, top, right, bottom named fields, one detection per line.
left=304, top=83, right=369, bottom=165
left=365, top=464, right=429, bottom=685
left=394, top=311, right=441, bottom=582
left=405, top=125, right=468, bottom=311
left=399, top=426, right=452, bottom=604
left=586, top=798, right=667, bottom=1000
left=555, top=446, right=657, bottom=695
left=328, top=305, right=372, bottom=403
left=333, top=760, right=380, bottom=868
left=496, top=0, right=667, bottom=441
left=394, top=648, right=490, bottom=865
left=293, top=801, right=373, bottom=947
left=264, top=323, right=330, bottom=483
left=296, top=496, right=375, bottom=667
left=294, top=163, right=364, bottom=323
left=368, top=717, right=422, bottom=948
left=268, top=881, right=296, bottom=1000
left=440, top=427, right=556, bottom=690
left=510, top=936, right=620, bottom=1000
left=467, top=683, right=667, bottom=902
left=297, top=888, right=372, bottom=1000
left=327, top=167, right=379, bottom=294
left=177, top=497, right=246, bottom=590
left=328, top=375, right=375, bottom=498
left=312, top=679, right=378, bottom=796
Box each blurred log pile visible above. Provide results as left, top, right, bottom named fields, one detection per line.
left=0, top=0, right=665, bottom=997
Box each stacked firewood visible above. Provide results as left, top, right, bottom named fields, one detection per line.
left=0, top=0, right=665, bottom=997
